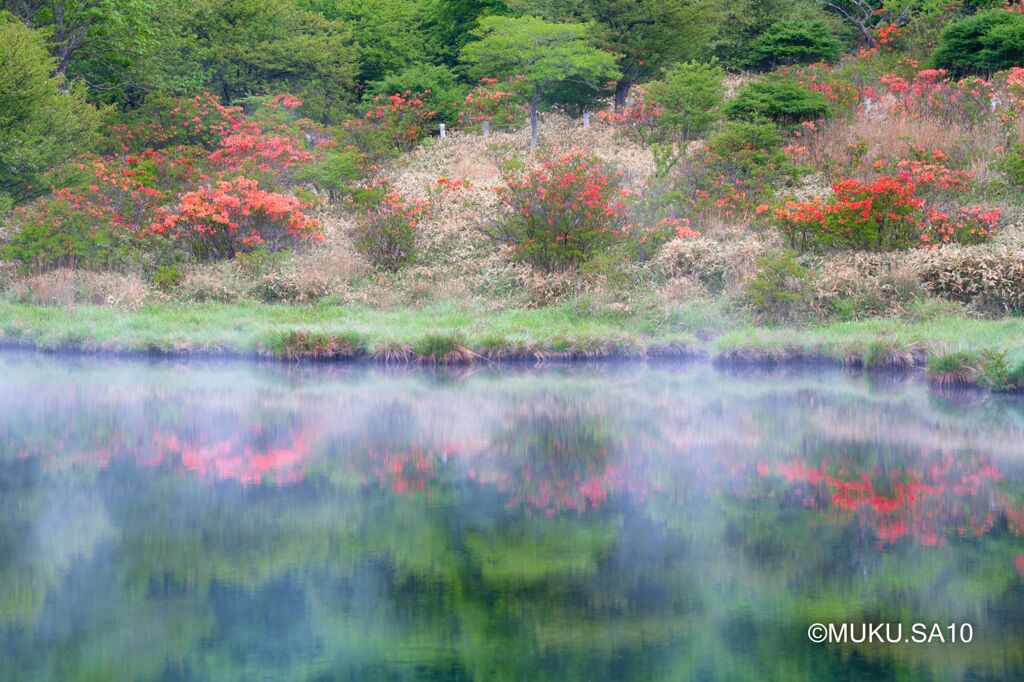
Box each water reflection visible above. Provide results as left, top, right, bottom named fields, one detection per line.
left=1, top=353, right=1023, bottom=681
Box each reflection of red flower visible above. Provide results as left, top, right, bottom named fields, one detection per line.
left=1015, top=555, right=1024, bottom=578
left=758, top=452, right=1012, bottom=547
left=153, top=431, right=310, bottom=485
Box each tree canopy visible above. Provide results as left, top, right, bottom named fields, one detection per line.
left=460, top=15, right=620, bottom=146
left=0, top=13, right=102, bottom=211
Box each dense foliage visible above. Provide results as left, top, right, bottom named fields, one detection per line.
left=3, top=0, right=1024, bottom=320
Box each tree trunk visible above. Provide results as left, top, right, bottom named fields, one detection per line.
left=529, top=92, right=540, bottom=149
left=613, top=81, right=632, bottom=111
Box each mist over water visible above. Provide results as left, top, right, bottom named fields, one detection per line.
left=1, top=353, right=1023, bottom=681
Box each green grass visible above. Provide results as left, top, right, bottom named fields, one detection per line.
left=0, top=300, right=700, bottom=360
left=711, top=316, right=1024, bottom=367
left=2, top=300, right=1024, bottom=375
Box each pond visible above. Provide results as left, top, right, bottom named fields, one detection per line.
left=1, top=352, right=1023, bottom=681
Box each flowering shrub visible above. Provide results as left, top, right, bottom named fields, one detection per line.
left=488, top=150, right=630, bottom=271
left=920, top=206, right=1000, bottom=247
left=352, top=184, right=429, bottom=271
left=765, top=175, right=999, bottom=251
left=458, top=77, right=527, bottom=132
left=345, top=91, right=435, bottom=157
left=108, top=93, right=244, bottom=154
left=824, top=176, right=925, bottom=250
left=786, top=63, right=862, bottom=114
left=880, top=69, right=993, bottom=125
left=596, top=89, right=663, bottom=145
left=2, top=157, right=167, bottom=270
left=152, top=177, right=321, bottom=260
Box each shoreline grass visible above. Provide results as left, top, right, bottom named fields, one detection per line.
left=2, top=301, right=1024, bottom=389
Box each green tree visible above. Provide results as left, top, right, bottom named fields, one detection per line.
left=748, top=20, right=844, bottom=69
left=710, top=0, right=835, bottom=68
left=187, top=0, right=358, bottom=121
left=367, top=63, right=468, bottom=124
left=646, top=61, right=724, bottom=174
left=933, top=9, right=1024, bottom=76
left=426, top=0, right=508, bottom=66
left=1, top=0, right=158, bottom=79
left=725, top=77, right=830, bottom=127
left=460, top=15, right=620, bottom=147
left=300, top=0, right=429, bottom=85
left=0, top=13, right=102, bottom=212
left=509, top=0, right=721, bottom=108
left=815, top=0, right=925, bottom=47
left=0, top=0, right=204, bottom=107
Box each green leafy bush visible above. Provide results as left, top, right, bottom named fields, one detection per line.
left=704, top=121, right=800, bottom=185
left=994, top=143, right=1024, bottom=187
left=932, top=10, right=1024, bottom=76
left=748, top=21, right=843, bottom=70
left=725, top=77, right=830, bottom=126
left=746, top=252, right=812, bottom=323
left=352, top=186, right=428, bottom=271
left=294, top=147, right=365, bottom=202
left=1, top=190, right=156, bottom=272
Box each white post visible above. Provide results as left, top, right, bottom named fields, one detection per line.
left=863, top=97, right=873, bottom=112
left=583, top=111, right=590, bottom=129
left=439, top=123, right=446, bottom=139
left=482, top=120, right=490, bottom=138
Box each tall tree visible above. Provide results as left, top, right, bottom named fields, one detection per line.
left=300, top=0, right=429, bottom=86
left=509, top=0, right=721, bottom=107
left=460, top=15, right=619, bottom=147
left=426, top=0, right=508, bottom=66
left=0, top=13, right=102, bottom=211
left=2, top=0, right=157, bottom=80
left=187, top=0, right=359, bottom=121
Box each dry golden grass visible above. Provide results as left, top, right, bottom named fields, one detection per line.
left=804, top=106, right=1004, bottom=181
left=6, top=269, right=150, bottom=309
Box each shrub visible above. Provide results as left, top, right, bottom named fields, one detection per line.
left=458, top=76, right=528, bottom=132
left=596, top=88, right=663, bottom=145
left=488, top=150, right=628, bottom=272
left=933, top=10, right=1024, bottom=76
left=367, top=64, right=467, bottom=124
left=880, top=69, right=994, bottom=125
left=704, top=121, right=799, bottom=185
left=748, top=21, right=843, bottom=70
left=725, top=77, right=830, bottom=126
left=822, top=176, right=925, bottom=251
left=352, top=187, right=429, bottom=271
left=294, top=146, right=365, bottom=202
left=152, top=177, right=322, bottom=260
left=994, top=143, right=1024, bottom=186
left=1, top=168, right=165, bottom=272
left=746, top=252, right=812, bottom=323
left=488, top=150, right=694, bottom=272
left=766, top=174, right=999, bottom=252
left=647, top=62, right=725, bottom=142
left=109, top=93, right=243, bottom=154
left=344, top=91, right=436, bottom=158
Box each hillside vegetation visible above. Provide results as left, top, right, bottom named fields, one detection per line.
left=3, top=0, right=1024, bottom=387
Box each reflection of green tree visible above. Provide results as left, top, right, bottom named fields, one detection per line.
left=2, top=356, right=1024, bottom=680
left=482, top=398, right=618, bottom=515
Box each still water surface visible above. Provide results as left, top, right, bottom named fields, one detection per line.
left=1, top=353, right=1024, bottom=681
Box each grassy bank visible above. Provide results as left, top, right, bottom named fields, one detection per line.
left=3, top=300, right=1024, bottom=384
left=0, top=300, right=700, bottom=361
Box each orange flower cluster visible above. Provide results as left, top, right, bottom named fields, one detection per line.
left=153, top=177, right=321, bottom=258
